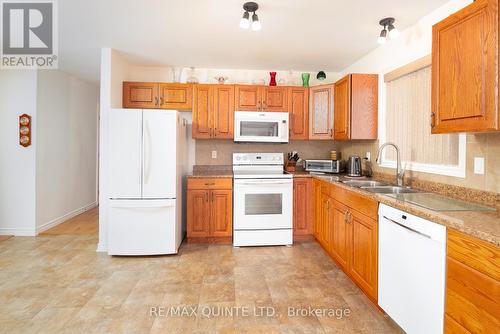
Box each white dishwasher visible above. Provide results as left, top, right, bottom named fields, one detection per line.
left=378, top=204, right=446, bottom=334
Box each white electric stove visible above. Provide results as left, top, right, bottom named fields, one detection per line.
left=232, top=153, right=293, bottom=247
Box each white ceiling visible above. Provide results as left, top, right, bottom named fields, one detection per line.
left=59, top=0, right=449, bottom=81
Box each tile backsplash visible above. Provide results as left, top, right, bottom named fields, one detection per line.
left=340, top=133, right=500, bottom=194
left=195, top=133, right=500, bottom=194
left=195, top=140, right=340, bottom=166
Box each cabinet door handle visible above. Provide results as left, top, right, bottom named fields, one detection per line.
left=257, top=101, right=261, bottom=110
left=211, top=192, right=214, bottom=203
left=159, top=96, right=164, bottom=106
left=205, top=192, right=208, bottom=202
left=430, top=112, right=436, bottom=128
left=155, top=97, right=159, bottom=106
left=262, top=101, right=267, bottom=109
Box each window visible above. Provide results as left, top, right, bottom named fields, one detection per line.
left=380, top=61, right=466, bottom=177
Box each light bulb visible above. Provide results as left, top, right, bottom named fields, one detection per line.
left=251, top=13, right=261, bottom=31
left=377, top=28, right=387, bottom=45
left=389, top=27, right=400, bottom=39
left=239, top=11, right=250, bottom=29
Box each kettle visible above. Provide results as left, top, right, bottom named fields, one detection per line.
left=347, top=156, right=362, bottom=177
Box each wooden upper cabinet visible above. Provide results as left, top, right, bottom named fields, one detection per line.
left=334, top=74, right=378, bottom=140
left=432, top=0, right=499, bottom=133
left=158, top=83, right=193, bottom=110
left=192, top=85, right=234, bottom=139
left=288, top=87, right=309, bottom=140
left=213, top=85, right=235, bottom=139
left=309, top=84, right=334, bottom=139
left=262, top=87, right=288, bottom=112
left=334, top=76, right=350, bottom=140
left=123, top=82, right=192, bottom=110
left=192, top=84, right=212, bottom=139
left=123, top=82, right=159, bottom=109
left=235, top=85, right=261, bottom=110
left=293, top=178, right=313, bottom=238
left=349, top=209, right=378, bottom=301
left=235, top=85, right=288, bottom=112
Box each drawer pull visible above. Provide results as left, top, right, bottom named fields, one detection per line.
left=204, top=182, right=215, bottom=186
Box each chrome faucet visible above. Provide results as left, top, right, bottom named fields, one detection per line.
left=376, top=142, right=404, bottom=187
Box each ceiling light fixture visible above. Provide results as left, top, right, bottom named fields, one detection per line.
left=240, top=2, right=261, bottom=31
left=378, top=17, right=399, bottom=44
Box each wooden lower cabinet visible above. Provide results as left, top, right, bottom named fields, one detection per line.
left=312, top=179, right=322, bottom=240
left=349, top=209, right=378, bottom=301
left=329, top=199, right=349, bottom=271
left=313, top=179, right=378, bottom=302
left=187, top=178, right=232, bottom=243
left=293, top=178, right=313, bottom=240
left=444, top=229, right=500, bottom=333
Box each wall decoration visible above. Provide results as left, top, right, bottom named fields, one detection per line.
left=19, top=114, right=31, bottom=147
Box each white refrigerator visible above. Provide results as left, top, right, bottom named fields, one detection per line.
left=107, top=108, right=187, bottom=255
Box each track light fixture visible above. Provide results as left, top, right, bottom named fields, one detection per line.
left=378, top=17, right=399, bottom=44
left=240, top=2, right=261, bottom=31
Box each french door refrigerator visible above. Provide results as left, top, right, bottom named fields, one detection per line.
left=108, top=109, right=187, bottom=255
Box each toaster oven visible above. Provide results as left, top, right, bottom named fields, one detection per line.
left=304, top=159, right=346, bottom=174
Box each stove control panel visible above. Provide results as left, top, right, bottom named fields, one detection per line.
left=233, top=153, right=284, bottom=165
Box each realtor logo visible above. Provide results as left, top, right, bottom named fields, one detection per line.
left=1, top=0, right=58, bottom=69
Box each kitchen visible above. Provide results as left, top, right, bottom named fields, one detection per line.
left=1, top=0, right=499, bottom=333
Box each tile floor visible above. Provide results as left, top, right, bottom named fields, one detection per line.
left=0, top=209, right=402, bottom=334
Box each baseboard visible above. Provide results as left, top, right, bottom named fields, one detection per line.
left=36, top=201, right=98, bottom=234
left=0, top=227, right=36, bottom=236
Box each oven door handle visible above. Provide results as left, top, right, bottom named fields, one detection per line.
left=236, top=180, right=292, bottom=185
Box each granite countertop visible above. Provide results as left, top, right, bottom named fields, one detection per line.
left=188, top=165, right=233, bottom=178
left=313, top=174, right=500, bottom=246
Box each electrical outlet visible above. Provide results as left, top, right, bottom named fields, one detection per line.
left=211, top=150, right=217, bottom=159
left=365, top=152, right=371, bottom=162
left=474, top=157, right=484, bottom=175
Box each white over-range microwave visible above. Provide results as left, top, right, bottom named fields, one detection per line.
left=234, top=111, right=289, bottom=143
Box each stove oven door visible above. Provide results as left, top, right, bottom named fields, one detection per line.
left=233, top=178, right=293, bottom=230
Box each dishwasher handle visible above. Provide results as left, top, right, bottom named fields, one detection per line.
left=382, top=216, right=432, bottom=239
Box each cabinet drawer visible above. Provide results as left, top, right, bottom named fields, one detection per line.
left=321, top=182, right=378, bottom=220
left=448, top=229, right=500, bottom=280
left=187, top=178, right=232, bottom=190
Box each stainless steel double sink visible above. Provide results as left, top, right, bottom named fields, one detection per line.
left=341, top=180, right=420, bottom=194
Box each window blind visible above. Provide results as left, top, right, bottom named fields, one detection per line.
left=385, top=66, right=459, bottom=165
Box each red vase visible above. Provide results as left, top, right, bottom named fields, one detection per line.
left=269, top=72, right=277, bottom=86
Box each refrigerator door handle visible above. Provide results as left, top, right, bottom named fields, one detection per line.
left=143, top=119, right=152, bottom=184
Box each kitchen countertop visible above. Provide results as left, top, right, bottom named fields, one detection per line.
left=310, top=173, right=500, bottom=246
left=188, top=165, right=233, bottom=178
left=188, top=168, right=499, bottom=246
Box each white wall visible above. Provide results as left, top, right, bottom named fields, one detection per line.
left=36, top=70, right=99, bottom=232
left=127, top=65, right=341, bottom=87
left=0, top=71, right=38, bottom=236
